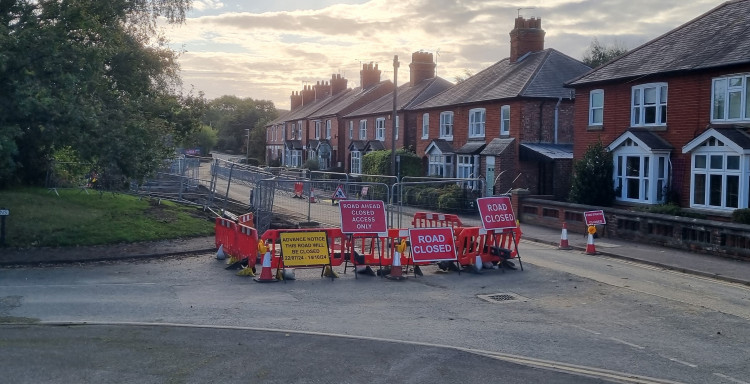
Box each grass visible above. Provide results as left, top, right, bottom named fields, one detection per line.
left=0, top=187, right=215, bottom=248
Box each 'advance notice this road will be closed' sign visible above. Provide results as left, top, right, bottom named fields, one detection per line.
left=408, top=227, right=457, bottom=263
left=280, top=231, right=330, bottom=267
left=476, top=196, right=517, bottom=230
left=339, top=200, right=387, bottom=234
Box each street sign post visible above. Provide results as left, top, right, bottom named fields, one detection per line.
left=0, top=208, right=8, bottom=247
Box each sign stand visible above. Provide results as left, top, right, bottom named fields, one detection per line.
left=476, top=197, right=523, bottom=272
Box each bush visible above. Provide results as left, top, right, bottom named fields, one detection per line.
left=732, top=209, right=750, bottom=224
left=569, top=140, right=615, bottom=206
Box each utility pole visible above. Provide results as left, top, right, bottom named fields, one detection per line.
left=391, top=55, right=399, bottom=176
left=245, top=128, right=250, bottom=162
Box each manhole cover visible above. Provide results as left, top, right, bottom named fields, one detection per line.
left=477, top=292, right=527, bottom=303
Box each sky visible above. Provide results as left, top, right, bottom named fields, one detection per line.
left=163, top=0, right=722, bottom=110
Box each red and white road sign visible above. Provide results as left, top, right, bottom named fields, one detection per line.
left=339, top=200, right=387, bottom=234
left=584, top=210, right=606, bottom=226
left=408, top=227, right=457, bottom=263
left=477, top=196, right=517, bottom=230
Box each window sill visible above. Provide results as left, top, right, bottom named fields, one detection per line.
left=421, top=136, right=429, bottom=140
left=587, top=125, right=603, bottom=131
left=440, top=136, right=454, bottom=141
left=629, top=125, right=667, bottom=132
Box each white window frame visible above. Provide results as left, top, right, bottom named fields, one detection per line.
left=689, top=138, right=747, bottom=210
left=290, top=150, right=302, bottom=168
left=359, top=120, right=367, bottom=140
left=326, top=120, right=332, bottom=139
left=589, top=89, right=604, bottom=126
left=375, top=117, right=386, bottom=141
left=500, top=105, right=510, bottom=136
left=457, top=155, right=476, bottom=189
left=349, top=121, right=353, bottom=139
left=440, top=111, right=453, bottom=139
left=422, top=113, right=429, bottom=139
left=711, top=74, right=750, bottom=122
left=314, top=120, right=321, bottom=139
left=631, top=83, right=667, bottom=127
left=351, top=150, right=362, bottom=174
left=612, top=139, right=669, bottom=204
left=468, top=108, right=485, bottom=138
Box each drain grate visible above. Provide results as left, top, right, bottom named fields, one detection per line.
left=477, top=292, right=528, bottom=303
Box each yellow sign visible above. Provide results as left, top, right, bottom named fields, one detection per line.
left=280, top=231, right=330, bottom=267
left=588, top=225, right=597, bottom=235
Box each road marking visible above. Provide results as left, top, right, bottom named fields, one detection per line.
left=663, top=356, right=697, bottom=368
left=32, top=320, right=683, bottom=384
left=714, top=373, right=750, bottom=384
left=609, top=337, right=645, bottom=350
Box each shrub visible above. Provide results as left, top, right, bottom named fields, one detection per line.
left=732, top=209, right=750, bottom=224
left=569, top=140, right=615, bottom=206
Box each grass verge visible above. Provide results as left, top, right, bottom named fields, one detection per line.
left=0, top=187, right=214, bottom=248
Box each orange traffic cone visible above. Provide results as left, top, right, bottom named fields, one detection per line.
left=585, top=227, right=597, bottom=255
left=254, top=241, right=278, bottom=283
left=387, top=239, right=407, bottom=281
left=559, top=222, right=571, bottom=250
left=309, top=188, right=317, bottom=203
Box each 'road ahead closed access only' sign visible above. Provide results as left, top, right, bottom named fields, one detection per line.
left=339, top=200, right=387, bottom=235
left=477, top=196, right=517, bottom=231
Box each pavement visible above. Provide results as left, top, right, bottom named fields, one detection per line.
left=1, top=222, right=748, bottom=286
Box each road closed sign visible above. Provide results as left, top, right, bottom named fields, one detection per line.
left=477, top=196, right=517, bottom=230
left=408, top=227, right=457, bottom=263
left=339, top=200, right=387, bottom=235
left=584, top=210, right=606, bottom=226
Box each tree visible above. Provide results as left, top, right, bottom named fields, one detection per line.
left=203, top=96, right=278, bottom=160
left=0, top=0, right=198, bottom=187
left=581, top=38, right=629, bottom=68
left=183, top=124, right=218, bottom=155
left=569, top=140, right=616, bottom=206
left=454, top=69, right=474, bottom=83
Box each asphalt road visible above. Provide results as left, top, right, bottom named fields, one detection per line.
left=2, top=242, right=749, bottom=384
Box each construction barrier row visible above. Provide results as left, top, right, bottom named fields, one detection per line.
left=412, top=212, right=464, bottom=228
left=214, top=212, right=523, bottom=281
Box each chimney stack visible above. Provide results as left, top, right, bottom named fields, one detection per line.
left=314, top=80, right=331, bottom=100
left=360, top=62, right=381, bottom=89
left=331, top=74, right=348, bottom=95
left=409, top=51, right=436, bottom=86
left=301, top=85, right=315, bottom=106
left=290, top=91, right=302, bottom=110
left=509, top=17, right=545, bottom=63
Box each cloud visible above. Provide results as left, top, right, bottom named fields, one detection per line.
left=193, top=1, right=225, bottom=12
left=164, top=0, right=721, bottom=109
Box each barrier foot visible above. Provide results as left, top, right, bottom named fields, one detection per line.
left=225, top=258, right=247, bottom=270
left=281, top=269, right=296, bottom=280
left=413, top=265, right=423, bottom=277
left=227, top=256, right=239, bottom=265
left=322, top=266, right=339, bottom=278
left=501, top=260, right=518, bottom=270
left=215, top=245, right=227, bottom=260
left=237, top=266, right=255, bottom=277
left=436, top=261, right=459, bottom=272
left=356, top=266, right=377, bottom=276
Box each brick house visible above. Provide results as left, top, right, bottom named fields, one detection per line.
left=410, top=17, right=590, bottom=199
left=566, top=0, right=750, bottom=215
left=341, top=52, right=453, bottom=174
left=265, top=64, right=393, bottom=169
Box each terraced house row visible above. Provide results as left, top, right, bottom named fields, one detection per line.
left=266, top=0, right=750, bottom=215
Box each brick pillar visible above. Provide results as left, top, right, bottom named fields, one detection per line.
left=511, top=188, right=530, bottom=223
